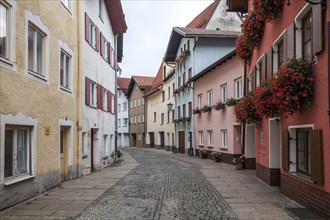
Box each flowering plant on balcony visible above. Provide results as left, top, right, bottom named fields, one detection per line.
left=235, top=91, right=263, bottom=126
left=226, top=98, right=238, bottom=106
left=193, top=107, right=202, bottom=114
left=253, top=0, right=284, bottom=22
left=202, top=105, right=212, bottom=113
left=213, top=101, right=225, bottom=111
left=236, top=36, right=253, bottom=63
left=241, top=12, right=265, bottom=49
left=272, top=58, right=314, bottom=116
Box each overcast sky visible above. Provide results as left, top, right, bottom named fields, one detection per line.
left=120, top=0, right=213, bottom=78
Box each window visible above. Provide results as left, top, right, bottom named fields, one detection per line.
left=161, top=113, right=164, bottom=125
left=207, top=90, right=213, bottom=106
left=142, top=98, right=145, bottom=105
left=99, top=0, right=104, bottom=21
left=118, top=91, right=122, bottom=98
left=220, top=84, right=227, bottom=102
left=199, top=131, right=204, bottom=145
left=153, top=112, right=156, bottom=122
left=188, top=68, right=192, bottom=80
left=130, top=116, right=133, bottom=125
left=234, top=78, right=242, bottom=99
left=296, top=128, right=311, bottom=175
left=100, top=35, right=109, bottom=62
left=256, top=63, right=261, bottom=87
left=198, top=94, right=203, bottom=109
left=278, top=40, right=284, bottom=69
left=161, top=91, right=165, bottom=102
left=172, top=83, right=175, bottom=96
left=178, top=75, right=181, bottom=87
left=0, top=2, right=9, bottom=60
left=28, top=25, right=45, bottom=76
left=247, top=76, right=252, bottom=92
left=188, top=102, right=192, bottom=117
left=123, top=102, right=127, bottom=111
left=142, top=113, right=144, bottom=123
left=59, top=50, right=71, bottom=90
left=118, top=119, right=121, bottom=127
left=167, top=111, right=170, bottom=124
left=90, top=81, right=97, bottom=107
left=182, top=72, right=186, bottom=84
left=82, top=132, right=86, bottom=156
left=130, top=101, right=133, bottom=109
left=118, top=103, right=121, bottom=113
left=171, top=109, right=174, bottom=123
left=182, top=104, right=186, bottom=117
left=4, top=126, right=31, bottom=179
left=89, top=19, right=97, bottom=49
left=103, top=135, right=108, bottom=155
left=103, top=89, right=107, bottom=111
left=138, top=114, right=141, bottom=124
left=168, top=87, right=170, bottom=99
left=134, top=99, right=137, bottom=108
left=123, top=118, right=128, bottom=127
left=60, top=0, right=71, bottom=12
left=138, top=98, right=141, bottom=106
left=221, top=130, right=228, bottom=148
left=134, top=116, right=137, bottom=124
left=302, top=11, right=312, bottom=58
left=208, top=130, right=213, bottom=146
left=138, top=133, right=141, bottom=141
left=177, top=106, right=181, bottom=118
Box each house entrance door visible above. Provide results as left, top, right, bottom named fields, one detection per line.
left=178, top=131, right=185, bottom=154
left=60, top=127, right=69, bottom=181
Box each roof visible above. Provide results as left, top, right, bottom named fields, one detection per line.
left=145, top=64, right=164, bottom=97
left=127, top=75, right=155, bottom=97
left=117, top=77, right=130, bottom=90
left=164, top=27, right=240, bottom=62
left=189, top=49, right=236, bottom=82
left=105, top=0, right=127, bottom=35
left=186, top=0, right=220, bottom=28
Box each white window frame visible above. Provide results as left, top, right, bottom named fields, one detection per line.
left=123, top=102, right=127, bottom=111
left=0, top=1, right=17, bottom=69
left=118, top=103, right=121, bottom=113
left=142, top=98, right=145, bottom=105
left=220, top=84, right=227, bottom=102
left=138, top=98, right=141, bottom=107
left=134, top=99, right=137, bottom=108
left=208, top=130, right=213, bottom=147
left=234, top=77, right=243, bottom=99
left=103, top=89, right=107, bottom=111
left=130, top=116, right=133, bottom=125
left=221, top=129, right=228, bottom=148
left=103, top=134, right=108, bottom=156
left=90, top=81, right=97, bottom=107
left=130, top=100, right=133, bottom=109
left=25, top=11, right=50, bottom=82
left=198, top=94, right=203, bottom=109
left=207, top=90, right=213, bottom=106
left=58, top=40, right=74, bottom=94
left=118, top=119, right=121, bottom=128
left=153, top=112, right=156, bottom=122
left=142, top=113, right=145, bottom=123
left=123, top=118, right=128, bottom=127
left=199, top=131, right=204, bottom=145
left=99, top=0, right=104, bottom=21
left=138, top=114, right=141, bottom=124
left=1, top=112, right=37, bottom=185
left=60, top=0, right=72, bottom=13
left=134, top=116, right=137, bottom=124
left=160, top=113, right=164, bottom=125
left=272, top=30, right=286, bottom=74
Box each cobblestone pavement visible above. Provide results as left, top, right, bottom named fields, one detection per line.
left=76, top=147, right=237, bottom=220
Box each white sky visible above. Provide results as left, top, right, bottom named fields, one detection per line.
left=120, top=0, right=213, bottom=78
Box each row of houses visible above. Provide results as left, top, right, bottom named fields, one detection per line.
left=0, top=0, right=127, bottom=210
left=117, top=0, right=329, bottom=218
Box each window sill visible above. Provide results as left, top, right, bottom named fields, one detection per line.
left=289, top=171, right=313, bottom=183
left=0, top=57, right=13, bottom=66
left=4, top=175, right=35, bottom=186
left=28, top=70, right=47, bottom=82
left=207, top=146, right=214, bottom=149
left=220, top=147, right=228, bottom=151
left=60, top=86, right=72, bottom=93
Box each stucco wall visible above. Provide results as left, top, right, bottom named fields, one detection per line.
left=117, top=89, right=129, bottom=147
left=0, top=0, right=79, bottom=209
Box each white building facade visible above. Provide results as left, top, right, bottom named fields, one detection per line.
left=117, top=78, right=130, bottom=147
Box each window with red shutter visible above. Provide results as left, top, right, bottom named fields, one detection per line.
left=100, top=32, right=104, bottom=57
left=97, top=84, right=102, bottom=109
left=107, top=91, right=112, bottom=113
left=95, top=27, right=100, bottom=52
left=85, top=77, right=90, bottom=106
left=107, top=42, right=111, bottom=64
left=85, top=13, right=90, bottom=43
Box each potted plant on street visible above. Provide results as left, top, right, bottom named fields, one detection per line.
left=187, top=147, right=193, bottom=157
left=211, top=151, right=221, bottom=162
left=116, top=150, right=122, bottom=158
left=200, top=149, right=208, bottom=159
left=233, top=155, right=245, bottom=170
left=172, top=146, right=178, bottom=154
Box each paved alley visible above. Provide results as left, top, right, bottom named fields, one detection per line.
left=0, top=147, right=319, bottom=220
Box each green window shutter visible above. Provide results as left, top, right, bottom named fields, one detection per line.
left=310, top=129, right=324, bottom=184
left=281, top=130, right=289, bottom=171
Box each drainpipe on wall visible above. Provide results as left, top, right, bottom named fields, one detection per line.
left=328, top=6, right=330, bottom=118
left=241, top=61, right=247, bottom=155
left=114, top=36, right=118, bottom=163
left=76, top=0, right=83, bottom=177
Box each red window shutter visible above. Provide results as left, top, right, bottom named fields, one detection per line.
left=261, top=54, right=266, bottom=82
left=114, top=95, right=117, bottom=114
left=97, top=84, right=102, bottom=109
left=85, top=13, right=90, bottom=43
left=100, top=32, right=103, bottom=57
left=85, top=77, right=90, bottom=106
left=281, top=130, right=289, bottom=171
left=107, top=42, right=111, bottom=64
left=287, top=23, right=295, bottom=60
left=95, top=27, right=100, bottom=52
left=310, top=129, right=324, bottom=184
left=110, top=46, right=113, bottom=67
left=113, top=49, right=117, bottom=70
left=107, top=91, right=112, bottom=113
left=266, top=48, right=273, bottom=81
left=312, top=4, right=323, bottom=54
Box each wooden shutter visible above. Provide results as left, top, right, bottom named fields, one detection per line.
left=312, top=4, right=323, bottom=55
left=100, top=32, right=103, bottom=57
left=261, top=54, right=267, bottom=83
left=283, top=30, right=287, bottom=65
left=310, top=129, right=324, bottom=184
left=85, top=77, right=90, bottom=106
left=281, top=130, right=289, bottom=171
left=95, top=26, right=100, bottom=52
left=109, top=45, right=112, bottom=66
left=251, top=68, right=256, bottom=90
left=107, top=91, right=112, bottom=112
left=97, top=84, right=102, bottom=109
left=114, top=95, right=117, bottom=114
left=85, top=13, right=90, bottom=43
left=266, top=48, right=273, bottom=81
left=107, top=42, right=111, bottom=63
left=113, top=49, right=117, bottom=70
left=287, top=23, right=295, bottom=60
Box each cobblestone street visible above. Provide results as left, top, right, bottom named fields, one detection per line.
left=77, top=148, right=236, bottom=220
left=1, top=147, right=314, bottom=220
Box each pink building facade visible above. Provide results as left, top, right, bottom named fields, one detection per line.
left=231, top=0, right=330, bottom=218
left=192, top=51, right=244, bottom=164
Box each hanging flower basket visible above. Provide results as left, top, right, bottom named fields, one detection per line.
left=202, top=105, right=212, bottom=113
left=226, top=98, right=238, bottom=106
left=253, top=0, right=284, bottom=22
left=193, top=107, right=202, bottom=114
left=213, top=101, right=225, bottom=111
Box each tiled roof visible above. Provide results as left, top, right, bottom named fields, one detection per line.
left=133, top=76, right=155, bottom=87
left=186, top=0, right=220, bottom=29
left=146, top=64, right=164, bottom=96
left=174, top=27, right=241, bottom=38
left=117, top=77, right=130, bottom=89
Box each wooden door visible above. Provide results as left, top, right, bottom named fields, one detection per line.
left=178, top=131, right=185, bottom=154
left=150, top=132, right=154, bottom=147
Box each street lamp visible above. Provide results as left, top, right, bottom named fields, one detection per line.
left=167, top=103, right=173, bottom=112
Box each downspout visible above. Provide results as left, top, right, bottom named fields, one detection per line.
left=76, top=0, right=83, bottom=177
left=114, top=35, right=118, bottom=162
left=242, top=61, right=247, bottom=155
left=328, top=6, right=330, bottom=117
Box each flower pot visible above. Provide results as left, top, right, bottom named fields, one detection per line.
left=235, top=163, right=244, bottom=170
left=201, top=154, right=207, bottom=159
left=214, top=157, right=221, bottom=163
